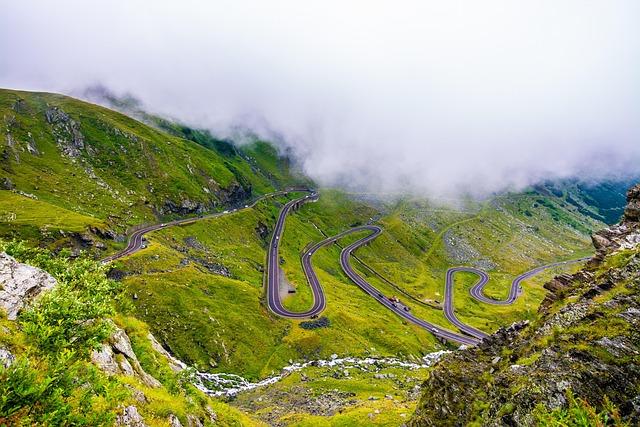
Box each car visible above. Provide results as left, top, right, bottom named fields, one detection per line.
left=308, top=252, right=313, bottom=256
left=377, top=293, right=384, bottom=298
left=244, top=205, right=248, bottom=208
left=403, top=306, right=410, bottom=312
left=223, top=210, right=229, bottom=214
left=431, top=327, right=438, bottom=333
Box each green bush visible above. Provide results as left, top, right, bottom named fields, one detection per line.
left=1, top=240, right=120, bottom=357
left=0, top=240, right=124, bottom=424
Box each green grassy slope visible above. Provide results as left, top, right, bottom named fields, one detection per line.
left=0, top=88, right=302, bottom=249
left=0, top=241, right=262, bottom=426
left=120, top=192, right=439, bottom=379
left=120, top=185, right=604, bottom=381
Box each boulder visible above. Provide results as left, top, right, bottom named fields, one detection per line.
left=115, top=406, right=146, bottom=427
left=168, top=414, right=183, bottom=427
left=0, top=347, right=15, bottom=368
left=91, top=322, right=162, bottom=388
left=0, top=252, right=57, bottom=320
left=148, top=332, right=186, bottom=372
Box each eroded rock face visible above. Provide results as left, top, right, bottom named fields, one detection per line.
left=115, top=406, right=147, bottom=427
left=624, top=184, right=640, bottom=222
left=0, top=252, right=57, bottom=320
left=91, top=321, right=161, bottom=388
left=591, top=183, right=640, bottom=263
left=45, top=106, right=86, bottom=158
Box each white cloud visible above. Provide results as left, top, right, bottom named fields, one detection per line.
left=1, top=0, right=639, bottom=196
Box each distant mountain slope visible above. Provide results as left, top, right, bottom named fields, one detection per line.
left=533, top=178, right=639, bottom=225
left=0, top=88, right=305, bottom=249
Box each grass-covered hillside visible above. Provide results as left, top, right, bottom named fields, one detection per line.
left=113, top=184, right=616, bottom=424
left=120, top=184, right=607, bottom=381
left=0, top=241, right=261, bottom=426
left=2, top=88, right=636, bottom=425
left=0, top=88, right=304, bottom=250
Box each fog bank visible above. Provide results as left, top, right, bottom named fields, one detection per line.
left=2, top=1, right=639, bottom=197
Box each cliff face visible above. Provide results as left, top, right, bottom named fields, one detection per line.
left=410, top=184, right=640, bottom=426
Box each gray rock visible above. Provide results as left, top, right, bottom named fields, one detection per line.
left=116, top=406, right=147, bottom=427
left=110, top=325, right=137, bottom=360
left=90, top=344, right=120, bottom=375
left=45, top=106, right=86, bottom=158
left=91, top=323, right=162, bottom=388
left=0, top=177, right=14, bottom=190
left=168, top=414, right=183, bottom=427
left=0, top=347, right=15, bottom=368
left=186, top=415, right=203, bottom=427
left=0, top=252, right=57, bottom=320
left=148, top=332, right=187, bottom=372
left=117, top=354, right=135, bottom=377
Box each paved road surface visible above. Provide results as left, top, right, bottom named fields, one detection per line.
left=267, top=193, right=588, bottom=345
left=105, top=187, right=589, bottom=347
left=265, top=192, right=322, bottom=318
left=442, top=259, right=590, bottom=340
left=338, top=226, right=481, bottom=346
left=101, top=188, right=311, bottom=263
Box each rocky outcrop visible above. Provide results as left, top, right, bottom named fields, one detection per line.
left=168, top=414, right=183, bottom=427
left=0, top=177, right=14, bottom=190
left=160, top=198, right=210, bottom=216
left=45, top=106, right=87, bottom=158
left=0, top=347, right=15, bottom=368
left=115, top=406, right=147, bottom=427
left=0, top=252, right=57, bottom=320
left=215, top=182, right=250, bottom=206
left=255, top=221, right=270, bottom=242
left=147, top=332, right=187, bottom=373
left=591, top=183, right=640, bottom=263
left=410, top=183, right=640, bottom=426
left=91, top=322, right=161, bottom=388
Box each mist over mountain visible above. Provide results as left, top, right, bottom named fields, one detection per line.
left=2, top=1, right=639, bottom=197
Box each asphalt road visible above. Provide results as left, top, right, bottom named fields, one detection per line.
left=443, top=259, right=590, bottom=340
left=337, top=226, right=481, bottom=346
left=268, top=196, right=588, bottom=346
left=101, top=187, right=311, bottom=263
left=105, top=187, right=589, bottom=347
left=265, top=192, right=322, bottom=318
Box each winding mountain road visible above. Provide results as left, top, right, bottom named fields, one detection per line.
left=265, top=192, right=322, bottom=318
left=266, top=192, right=588, bottom=345
left=105, top=187, right=588, bottom=347
left=101, top=188, right=311, bottom=263
left=442, top=260, right=590, bottom=339
left=338, top=226, right=481, bottom=346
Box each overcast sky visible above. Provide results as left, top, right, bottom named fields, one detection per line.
left=2, top=1, right=639, bottom=197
